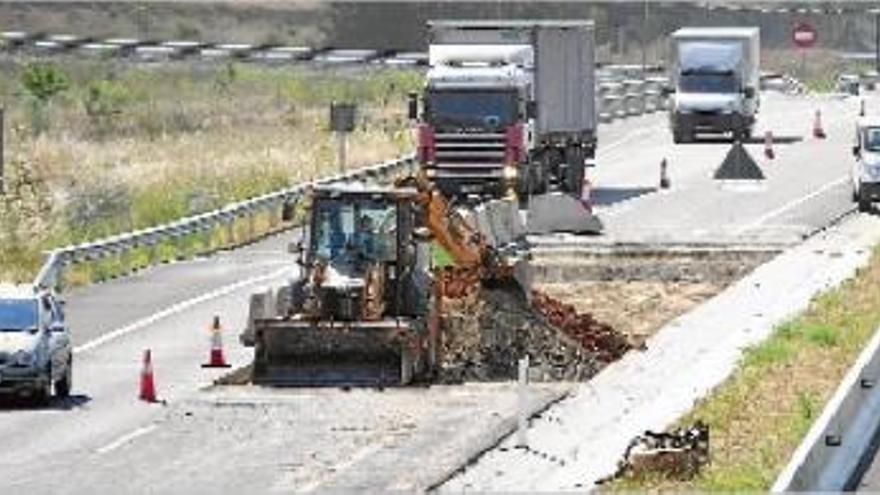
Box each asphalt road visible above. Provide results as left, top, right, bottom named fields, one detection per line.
left=563, top=92, right=860, bottom=247
left=0, top=91, right=868, bottom=493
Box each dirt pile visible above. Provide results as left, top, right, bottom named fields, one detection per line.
left=437, top=287, right=629, bottom=383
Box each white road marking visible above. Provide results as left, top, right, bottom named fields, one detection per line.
left=74, top=266, right=292, bottom=354
left=733, top=175, right=850, bottom=235
left=597, top=121, right=665, bottom=158
left=95, top=424, right=158, bottom=455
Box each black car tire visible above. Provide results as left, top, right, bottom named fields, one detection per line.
left=54, top=356, right=72, bottom=398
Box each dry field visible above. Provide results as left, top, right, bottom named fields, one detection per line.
left=0, top=57, right=419, bottom=281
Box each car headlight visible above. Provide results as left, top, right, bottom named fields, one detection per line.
left=12, top=350, right=36, bottom=367
left=503, top=166, right=518, bottom=180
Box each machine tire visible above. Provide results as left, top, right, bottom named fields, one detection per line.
left=54, top=356, right=72, bottom=399
left=400, top=346, right=415, bottom=385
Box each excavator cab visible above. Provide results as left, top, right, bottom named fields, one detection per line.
left=251, top=185, right=438, bottom=386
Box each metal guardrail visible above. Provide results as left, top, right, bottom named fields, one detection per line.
left=772, top=325, right=880, bottom=491
left=1, top=30, right=429, bottom=67
left=32, top=155, right=418, bottom=291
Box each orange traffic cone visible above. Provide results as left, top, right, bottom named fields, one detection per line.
left=139, top=349, right=157, bottom=403
left=580, top=176, right=594, bottom=213
left=202, top=316, right=231, bottom=368
left=813, top=110, right=826, bottom=139
left=764, top=131, right=775, bottom=160
left=659, top=158, right=670, bottom=189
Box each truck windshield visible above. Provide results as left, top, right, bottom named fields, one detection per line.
left=865, top=128, right=880, bottom=152
left=311, top=198, right=397, bottom=264
left=679, top=73, right=738, bottom=93
left=0, top=299, right=38, bottom=331
left=427, top=90, right=518, bottom=130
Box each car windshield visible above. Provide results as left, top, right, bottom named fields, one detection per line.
left=679, top=73, right=738, bottom=93
left=427, top=90, right=518, bottom=130
left=311, top=197, right=397, bottom=264
left=865, top=127, right=880, bottom=152
left=0, top=299, right=38, bottom=331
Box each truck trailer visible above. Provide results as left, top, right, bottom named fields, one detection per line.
left=668, top=27, right=761, bottom=143
left=410, top=20, right=598, bottom=202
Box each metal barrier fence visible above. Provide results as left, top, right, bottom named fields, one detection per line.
left=32, top=155, right=418, bottom=291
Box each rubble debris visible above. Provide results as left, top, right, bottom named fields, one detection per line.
left=530, top=290, right=632, bottom=361
left=599, top=421, right=710, bottom=483
left=437, top=285, right=629, bottom=383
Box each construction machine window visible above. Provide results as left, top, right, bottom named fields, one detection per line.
left=426, top=89, right=518, bottom=130
left=312, top=199, right=397, bottom=264
left=679, top=73, right=738, bottom=93
left=865, top=128, right=880, bottom=152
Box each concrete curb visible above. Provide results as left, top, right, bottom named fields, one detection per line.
left=773, top=324, right=880, bottom=491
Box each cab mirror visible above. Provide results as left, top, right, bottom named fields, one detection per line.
left=853, top=145, right=861, bottom=157
left=407, top=92, right=418, bottom=120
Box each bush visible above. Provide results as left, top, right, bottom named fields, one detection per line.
left=21, top=63, right=70, bottom=134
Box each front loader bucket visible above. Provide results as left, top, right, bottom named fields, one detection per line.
left=526, top=192, right=604, bottom=235
left=252, top=318, right=424, bottom=387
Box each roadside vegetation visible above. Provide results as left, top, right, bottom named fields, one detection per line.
left=0, top=57, right=420, bottom=283
left=610, top=245, right=880, bottom=490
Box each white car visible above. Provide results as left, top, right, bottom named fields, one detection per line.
left=852, top=117, right=880, bottom=212
left=0, top=285, right=72, bottom=404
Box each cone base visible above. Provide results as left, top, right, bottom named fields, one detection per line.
left=202, top=363, right=232, bottom=368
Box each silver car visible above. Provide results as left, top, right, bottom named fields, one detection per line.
left=0, top=285, right=72, bottom=404
left=852, top=117, right=880, bottom=213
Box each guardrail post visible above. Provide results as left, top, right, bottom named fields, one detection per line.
left=174, top=233, right=186, bottom=261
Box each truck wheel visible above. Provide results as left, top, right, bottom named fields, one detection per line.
left=54, top=356, right=72, bottom=399
left=562, top=147, right=585, bottom=195
left=859, top=190, right=873, bottom=212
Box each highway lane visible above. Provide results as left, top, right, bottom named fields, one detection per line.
left=579, top=92, right=860, bottom=246
left=0, top=92, right=868, bottom=492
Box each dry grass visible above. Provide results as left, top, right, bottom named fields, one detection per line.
left=609, top=245, right=880, bottom=491
left=0, top=58, right=420, bottom=282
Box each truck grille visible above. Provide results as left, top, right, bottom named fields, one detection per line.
left=432, top=132, right=506, bottom=180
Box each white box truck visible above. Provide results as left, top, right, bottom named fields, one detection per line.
left=410, top=20, right=597, bottom=201
left=668, top=27, right=760, bottom=143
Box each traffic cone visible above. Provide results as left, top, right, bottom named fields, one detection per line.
left=813, top=110, right=826, bottom=139
left=764, top=131, right=775, bottom=160
left=580, top=176, right=594, bottom=213
left=202, top=316, right=231, bottom=368
left=139, top=349, right=157, bottom=403
left=659, top=158, right=670, bottom=189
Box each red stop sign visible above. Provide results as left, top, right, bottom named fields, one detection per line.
left=793, top=22, right=817, bottom=49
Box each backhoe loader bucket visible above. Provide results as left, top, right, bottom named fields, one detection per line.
left=252, top=317, right=428, bottom=386
left=526, top=192, right=604, bottom=235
